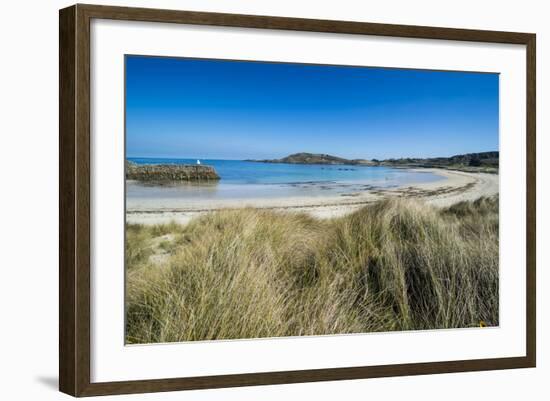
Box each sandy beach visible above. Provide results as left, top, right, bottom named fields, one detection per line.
left=126, top=168, right=499, bottom=225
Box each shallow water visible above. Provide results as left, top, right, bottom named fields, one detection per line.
left=127, top=158, right=444, bottom=201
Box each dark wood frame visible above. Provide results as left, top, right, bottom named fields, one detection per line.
left=59, top=3, right=536, bottom=397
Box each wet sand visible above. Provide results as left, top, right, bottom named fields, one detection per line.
left=126, top=169, right=499, bottom=225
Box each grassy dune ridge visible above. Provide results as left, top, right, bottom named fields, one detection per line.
left=125, top=196, right=499, bottom=344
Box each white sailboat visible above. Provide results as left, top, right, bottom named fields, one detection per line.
left=196, top=159, right=201, bottom=165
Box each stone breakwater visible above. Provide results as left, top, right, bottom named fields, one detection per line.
left=126, top=161, right=220, bottom=181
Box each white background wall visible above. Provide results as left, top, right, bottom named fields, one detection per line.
left=0, top=0, right=547, bottom=399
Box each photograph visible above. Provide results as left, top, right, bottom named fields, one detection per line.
left=124, top=55, right=500, bottom=344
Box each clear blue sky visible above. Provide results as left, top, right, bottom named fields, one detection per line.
left=126, top=55, right=499, bottom=160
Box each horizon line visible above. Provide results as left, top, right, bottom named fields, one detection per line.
left=127, top=150, right=499, bottom=161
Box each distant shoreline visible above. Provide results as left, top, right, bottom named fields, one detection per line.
left=244, top=151, right=499, bottom=173
left=126, top=168, right=499, bottom=225
left=130, top=150, right=499, bottom=175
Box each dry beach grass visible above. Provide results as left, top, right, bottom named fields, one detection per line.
left=125, top=196, right=499, bottom=344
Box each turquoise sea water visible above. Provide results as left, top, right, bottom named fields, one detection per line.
left=127, top=158, right=444, bottom=201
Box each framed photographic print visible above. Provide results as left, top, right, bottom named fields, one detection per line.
left=59, top=4, right=536, bottom=397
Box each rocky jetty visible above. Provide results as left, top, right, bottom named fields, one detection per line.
left=126, top=160, right=220, bottom=181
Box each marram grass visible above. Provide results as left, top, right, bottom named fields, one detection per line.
left=125, top=196, right=499, bottom=344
